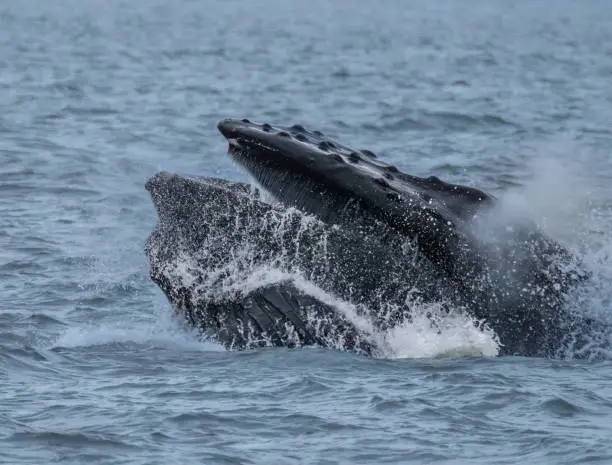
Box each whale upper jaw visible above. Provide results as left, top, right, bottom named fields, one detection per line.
left=217, top=118, right=494, bottom=223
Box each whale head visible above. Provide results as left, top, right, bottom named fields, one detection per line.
left=218, top=118, right=494, bottom=275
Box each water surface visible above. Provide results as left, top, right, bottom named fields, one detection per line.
left=2, top=0, right=612, bottom=463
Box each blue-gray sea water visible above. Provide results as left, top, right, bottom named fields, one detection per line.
left=2, top=0, right=612, bottom=464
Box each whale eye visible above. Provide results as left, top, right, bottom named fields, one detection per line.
left=313, top=130, right=324, bottom=137
left=386, top=165, right=399, bottom=173
left=427, top=176, right=441, bottom=183
left=332, top=154, right=345, bottom=163
left=318, top=141, right=331, bottom=151
left=241, top=118, right=251, bottom=123
left=384, top=172, right=394, bottom=180
left=278, top=131, right=291, bottom=138
left=295, top=133, right=307, bottom=142
left=262, top=123, right=272, bottom=132
left=291, top=124, right=306, bottom=132
left=348, top=152, right=361, bottom=163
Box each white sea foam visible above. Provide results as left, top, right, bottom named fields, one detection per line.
left=176, top=258, right=500, bottom=359
left=382, top=305, right=500, bottom=359
left=290, top=275, right=501, bottom=358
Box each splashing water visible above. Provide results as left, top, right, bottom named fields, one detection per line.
left=285, top=274, right=502, bottom=358
left=163, top=251, right=502, bottom=359
left=148, top=155, right=612, bottom=359
left=146, top=177, right=505, bottom=358
left=479, top=150, right=612, bottom=358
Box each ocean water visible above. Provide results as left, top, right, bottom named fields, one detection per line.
left=2, top=0, right=612, bottom=463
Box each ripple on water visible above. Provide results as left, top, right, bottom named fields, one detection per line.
left=7, top=430, right=140, bottom=450
left=540, top=396, right=586, bottom=417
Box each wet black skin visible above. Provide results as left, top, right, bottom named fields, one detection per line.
left=216, top=118, right=593, bottom=357
left=145, top=172, right=379, bottom=355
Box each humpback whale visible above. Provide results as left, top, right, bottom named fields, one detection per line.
left=146, top=118, right=595, bottom=358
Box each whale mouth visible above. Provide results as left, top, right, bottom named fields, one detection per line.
left=227, top=138, right=242, bottom=151
left=217, top=118, right=498, bottom=278
left=225, top=135, right=274, bottom=154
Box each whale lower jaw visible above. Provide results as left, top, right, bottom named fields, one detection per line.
left=146, top=173, right=389, bottom=355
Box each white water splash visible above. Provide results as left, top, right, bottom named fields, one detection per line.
left=171, top=254, right=500, bottom=359
left=383, top=305, right=500, bottom=359
left=290, top=275, right=500, bottom=359
left=491, top=145, right=602, bottom=243
left=480, top=146, right=612, bottom=358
